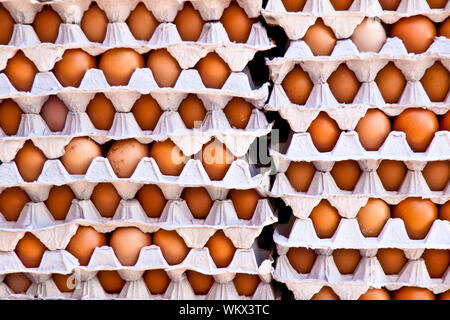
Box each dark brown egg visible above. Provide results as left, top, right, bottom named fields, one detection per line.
left=281, top=0, right=307, bottom=12
left=393, top=287, right=435, bottom=300
left=375, top=62, right=407, bottom=103
left=438, top=17, right=450, bottom=37
left=233, top=273, right=260, bottom=297
left=420, top=61, right=449, bottom=102
left=99, top=48, right=145, bottom=86
left=441, top=111, right=450, bottom=131
left=311, top=286, right=340, bottom=300
left=127, top=3, right=159, bottom=41
left=201, top=139, right=236, bottom=181
left=40, top=96, right=69, bottom=132
left=439, top=201, right=450, bottom=221
left=110, top=227, right=152, bottom=266
left=52, top=273, right=76, bottom=292
left=0, top=5, right=14, bottom=45
left=150, top=139, right=189, bottom=176
left=0, top=187, right=30, bottom=221
left=309, top=199, right=341, bottom=238
left=97, top=270, right=125, bottom=293
left=174, top=3, right=204, bottom=41
left=439, top=290, right=450, bottom=300
left=390, top=16, right=436, bottom=54
left=328, top=64, right=360, bottom=103
left=332, top=249, right=361, bottom=274
left=281, top=65, right=313, bottom=105
left=223, top=97, right=253, bottom=129
left=178, top=94, right=206, bottom=129
left=153, top=229, right=190, bottom=265
left=0, top=99, right=23, bottom=136
left=307, top=111, right=341, bottom=152
left=422, top=161, right=450, bottom=191
left=355, top=109, right=391, bottom=151
left=15, top=140, right=46, bottom=182
left=181, top=187, right=213, bottom=219
left=220, top=2, right=256, bottom=43
left=53, top=49, right=96, bottom=87
left=147, top=49, right=181, bottom=88
left=107, top=139, right=150, bottom=178
left=5, top=51, right=37, bottom=92
left=302, top=18, right=337, bottom=56
left=45, top=185, right=75, bottom=220
left=330, top=0, right=354, bottom=10
left=66, top=226, right=107, bottom=266
left=228, top=189, right=261, bottom=220
left=86, top=93, right=115, bottom=130
left=196, top=52, right=231, bottom=89
left=143, top=269, right=171, bottom=294
left=379, top=0, right=401, bottom=10
left=422, top=249, right=450, bottom=278
left=285, top=161, right=316, bottom=192
left=205, top=230, right=236, bottom=268
left=377, top=248, right=407, bottom=275
left=186, top=270, right=214, bottom=295
left=286, top=247, right=316, bottom=273
left=33, top=6, right=62, bottom=43
left=330, top=160, right=361, bottom=191
left=15, top=232, right=46, bottom=268
left=91, top=183, right=121, bottom=218
left=426, top=0, right=447, bottom=8
left=81, top=2, right=108, bottom=43
left=377, top=160, right=407, bottom=191
left=136, top=184, right=167, bottom=218
left=131, top=95, right=163, bottom=131
left=5, top=273, right=32, bottom=294
left=60, top=137, right=102, bottom=175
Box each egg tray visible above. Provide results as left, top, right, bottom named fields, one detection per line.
left=262, top=0, right=449, bottom=40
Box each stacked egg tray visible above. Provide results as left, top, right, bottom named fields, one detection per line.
left=263, top=1, right=450, bottom=299
left=0, top=0, right=279, bottom=299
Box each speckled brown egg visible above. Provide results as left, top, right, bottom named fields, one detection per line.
left=5, top=51, right=37, bottom=92
left=110, top=227, right=152, bottom=266
left=45, top=185, right=75, bottom=221
left=228, top=189, right=261, bottom=220
left=328, top=64, right=360, bottom=103
left=186, top=270, right=214, bottom=295
left=205, top=230, right=236, bottom=268
left=99, top=48, right=145, bottom=86
left=196, top=53, right=231, bottom=89
left=378, top=0, right=401, bottom=10
left=358, top=288, right=391, bottom=300
left=91, top=183, right=120, bottom=218
left=33, top=6, right=62, bottom=43
left=281, top=65, right=313, bottom=105
left=375, top=62, right=407, bottom=103
left=150, top=139, right=189, bottom=176
left=286, top=247, right=316, bottom=273
left=52, top=273, right=76, bottom=292
left=143, top=269, right=171, bottom=294
left=107, top=139, right=150, bottom=178
left=333, top=249, right=361, bottom=274
left=309, top=200, right=341, bottom=238
left=15, top=140, right=46, bottom=182
left=357, top=198, right=391, bottom=237
left=422, top=161, right=450, bottom=191
left=233, top=273, right=260, bottom=297
left=97, top=270, right=125, bottom=293
left=66, top=226, right=107, bottom=266
left=5, top=273, right=32, bottom=294
left=331, top=160, right=361, bottom=191
left=86, top=93, right=115, bottom=130
left=355, top=109, right=391, bottom=151
left=127, top=3, right=159, bottom=41
left=174, top=3, right=204, bottom=41
left=393, top=287, right=435, bottom=300
left=131, top=95, right=163, bottom=131
left=390, top=16, right=436, bottom=54
left=439, top=202, right=450, bottom=221
left=40, top=96, right=69, bottom=132
left=311, top=286, right=340, bottom=300
left=153, top=229, right=190, bottom=265
left=420, top=61, right=449, bottom=102
left=308, top=111, right=341, bottom=152
left=0, top=187, right=30, bottom=221
left=0, top=5, right=14, bottom=45
left=147, top=49, right=181, bottom=88
left=422, top=249, right=449, bottom=278
left=181, top=187, right=213, bottom=219
left=285, top=161, right=316, bottom=192
left=0, top=99, right=23, bottom=136
left=302, top=18, right=336, bottom=56
left=81, top=2, right=108, bottom=43
left=377, top=160, right=407, bottom=191
left=377, top=248, right=407, bottom=274
left=53, top=49, right=96, bottom=87
left=220, top=2, right=256, bottom=43
left=281, top=0, right=307, bottom=12
left=60, top=137, right=102, bottom=174
left=15, top=232, right=46, bottom=268
left=201, top=139, right=236, bottom=181
left=330, top=0, right=354, bottom=10
left=223, top=98, right=253, bottom=129
left=136, top=184, right=167, bottom=218
left=178, top=94, right=206, bottom=129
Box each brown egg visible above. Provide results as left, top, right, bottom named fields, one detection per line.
left=143, top=269, right=171, bottom=294
left=53, top=49, right=96, bottom=87
left=357, top=198, right=391, bottom=237
left=150, top=139, right=188, bottom=176
left=196, top=53, right=231, bottom=89
left=393, top=287, right=435, bottom=300
left=333, top=249, right=361, bottom=274
left=355, top=109, right=391, bottom=151
left=379, top=0, right=401, bottom=10
left=127, top=3, right=159, bottom=41
left=330, top=0, right=354, bottom=10
left=422, top=249, right=449, bottom=278
left=281, top=65, right=313, bottom=105
left=45, top=185, right=75, bottom=220
left=136, top=184, right=167, bottom=218
left=358, top=288, right=391, bottom=300
left=0, top=99, right=23, bottom=136
left=0, top=5, right=14, bottom=45
left=186, top=270, right=214, bottom=295
left=60, top=137, right=102, bottom=175
left=228, top=189, right=261, bottom=220
left=147, top=49, right=181, bottom=88
left=311, top=286, right=340, bottom=300
left=81, top=3, right=108, bottom=43
left=99, top=48, right=145, bottom=86
left=438, top=17, right=450, bottom=37
left=205, top=230, right=236, bottom=268
left=286, top=247, right=316, bottom=273
left=377, top=160, right=407, bottom=191
left=220, top=2, right=256, bottom=43
left=181, top=187, right=213, bottom=219
left=285, top=161, right=316, bottom=192
left=223, top=98, right=253, bottom=129
left=331, top=160, right=361, bottom=191
left=86, top=93, right=115, bottom=130
left=66, top=226, right=107, bottom=266
left=233, top=273, right=260, bottom=297
left=201, top=139, right=236, bottom=181
left=91, top=183, right=120, bottom=218
left=351, top=18, right=387, bottom=53
left=308, top=112, right=341, bottom=152
left=52, top=273, right=76, bottom=292
left=97, top=270, right=125, bottom=293
left=302, top=18, right=337, bottom=56
left=393, top=198, right=437, bottom=239
left=427, top=0, right=447, bottom=8
left=441, top=111, right=450, bottom=130
left=15, top=232, right=46, bottom=268
left=390, top=16, right=436, bottom=54
left=281, top=0, right=307, bottom=12
left=40, top=96, right=69, bottom=132
left=107, top=139, right=150, bottom=178
left=15, top=140, right=46, bottom=182
left=375, top=62, right=407, bottom=103
left=178, top=94, right=207, bottom=129
left=174, top=3, right=204, bottom=41
left=309, top=199, right=341, bottom=238
left=33, top=6, right=62, bottom=43
left=110, top=227, right=152, bottom=266
left=5, top=273, right=32, bottom=294
left=377, top=248, right=407, bottom=274
left=439, top=290, right=450, bottom=300
left=5, top=51, right=37, bottom=92
left=439, top=202, right=450, bottom=221
left=328, top=64, right=360, bottom=103
left=393, top=108, right=439, bottom=152
left=153, top=229, right=190, bottom=265
left=422, top=161, right=450, bottom=191
left=131, top=95, right=163, bottom=131
left=420, top=61, right=449, bottom=102
left=0, top=187, right=29, bottom=221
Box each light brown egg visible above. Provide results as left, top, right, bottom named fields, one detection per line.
left=309, top=199, right=341, bottom=238
left=393, top=108, right=439, bottom=152
left=136, top=184, right=167, bottom=218
left=107, top=139, right=150, bottom=178
left=333, top=249, right=361, bottom=274
left=5, top=51, right=37, bottom=92
left=439, top=290, right=450, bottom=300
left=357, top=198, right=391, bottom=237
left=45, top=185, right=75, bottom=221
left=5, top=273, right=32, bottom=294
left=377, top=248, right=407, bottom=275
left=379, top=0, right=401, bottom=10
left=426, top=0, right=447, bottom=8
left=196, top=53, right=231, bottom=89
left=223, top=98, right=253, bottom=129
left=150, top=139, right=188, bottom=176
left=330, top=160, right=361, bottom=191
left=286, top=247, right=316, bottom=273
left=153, top=229, right=190, bottom=265
left=131, top=95, right=163, bottom=131
left=390, top=16, right=436, bottom=54
left=439, top=202, right=450, bottom=221
left=377, top=160, right=407, bottom=191
left=186, top=270, right=214, bottom=295
left=439, top=17, right=450, bottom=37
left=201, top=139, right=236, bottom=181
left=53, top=49, right=96, bottom=87
left=352, top=18, right=386, bottom=52
left=91, top=183, right=120, bottom=218
left=355, top=109, right=391, bottom=151
left=302, top=18, right=336, bottom=55
left=281, top=65, right=313, bottom=105
left=228, top=189, right=261, bottom=220
left=0, top=99, right=23, bottom=136
left=233, top=273, right=260, bottom=297
left=60, top=137, right=102, bottom=175
left=311, top=286, right=340, bottom=300
left=174, top=3, right=204, bottom=41
left=307, top=111, right=341, bottom=152
left=66, top=226, right=107, bottom=266
left=181, top=187, right=213, bottom=219
left=0, top=187, right=30, bottom=221
left=420, top=61, right=449, bottom=102
left=97, top=270, right=125, bottom=293
left=143, top=269, right=171, bottom=294
left=127, top=3, right=159, bottom=41
left=147, top=49, right=181, bottom=88
left=81, top=2, right=108, bottom=43
left=285, top=161, right=316, bottom=192
left=330, top=0, right=354, bottom=10
left=33, top=6, right=62, bottom=43
left=422, top=161, right=450, bottom=191
left=178, top=94, right=206, bottom=129
left=15, top=140, right=46, bottom=182
left=441, top=111, right=450, bottom=130
left=15, top=232, right=46, bottom=268
left=40, top=96, right=69, bottom=132
left=422, top=249, right=449, bottom=278
left=52, top=273, right=76, bottom=292
left=358, top=288, right=391, bottom=300
left=0, top=5, right=14, bottom=45
left=392, top=198, right=437, bottom=239
left=99, top=48, right=145, bottom=86
left=328, top=64, right=360, bottom=103
left=281, top=0, right=307, bottom=12
left=220, top=2, right=256, bottom=43
left=393, top=287, right=435, bottom=300
left=86, top=93, right=115, bottom=130
left=375, top=62, right=407, bottom=103
left=205, top=230, right=236, bottom=268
